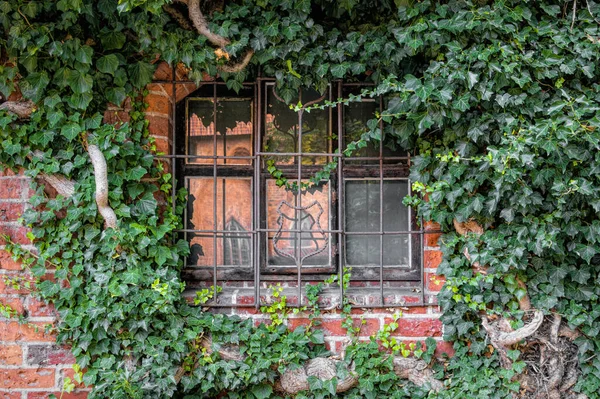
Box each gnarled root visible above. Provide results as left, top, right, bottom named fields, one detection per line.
left=176, top=334, right=442, bottom=395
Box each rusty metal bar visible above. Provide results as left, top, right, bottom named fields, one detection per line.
left=379, top=95, right=384, bottom=306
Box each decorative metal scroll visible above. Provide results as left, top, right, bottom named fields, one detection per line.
left=273, top=200, right=328, bottom=264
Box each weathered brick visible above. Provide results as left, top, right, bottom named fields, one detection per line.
left=288, top=317, right=380, bottom=337
left=145, top=114, right=170, bottom=137
left=152, top=137, right=170, bottom=155
left=152, top=62, right=173, bottom=81
left=28, top=392, right=88, bottom=399
left=0, top=250, right=22, bottom=270
left=27, top=297, right=56, bottom=317
left=0, top=202, right=24, bottom=222
left=424, top=231, right=441, bottom=247
left=145, top=93, right=171, bottom=114
left=0, top=179, right=26, bottom=199
left=434, top=340, right=455, bottom=358
left=0, top=391, right=21, bottom=399
left=0, top=226, right=30, bottom=245
left=27, top=345, right=75, bottom=366
left=0, top=296, right=24, bottom=314
left=426, top=272, right=446, bottom=292
left=387, top=318, right=443, bottom=337
left=0, top=368, right=55, bottom=389
left=424, top=250, right=443, bottom=269
left=0, top=344, right=23, bottom=365
left=0, top=322, right=55, bottom=342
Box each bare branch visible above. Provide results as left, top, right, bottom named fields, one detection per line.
left=187, top=0, right=230, bottom=48
left=88, top=144, right=118, bottom=230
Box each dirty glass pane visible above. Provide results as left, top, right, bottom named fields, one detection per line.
left=345, top=180, right=410, bottom=266
left=187, top=99, right=252, bottom=165
left=186, top=178, right=252, bottom=267
left=343, top=90, right=404, bottom=164
left=265, top=180, right=331, bottom=267
left=264, top=85, right=328, bottom=165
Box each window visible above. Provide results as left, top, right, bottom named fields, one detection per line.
left=175, top=80, right=424, bottom=307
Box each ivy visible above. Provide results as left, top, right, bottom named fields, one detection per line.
left=2, top=0, right=600, bottom=398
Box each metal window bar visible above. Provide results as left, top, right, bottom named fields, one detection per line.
left=160, top=77, right=438, bottom=308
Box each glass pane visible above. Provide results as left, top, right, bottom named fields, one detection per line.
left=264, top=85, right=328, bottom=165
left=266, top=180, right=331, bottom=267
left=187, top=99, right=252, bottom=165
left=186, top=178, right=252, bottom=266
left=342, top=88, right=405, bottom=164
left=345, top=180, right=410, bottom=266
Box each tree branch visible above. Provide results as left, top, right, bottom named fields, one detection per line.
left=87, top=144, right=118, bottom=230
left=187, top=0, right=230, bottom=48
left=219, top=50, right=254, bottom=73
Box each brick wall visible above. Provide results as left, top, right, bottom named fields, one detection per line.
left=0, top=62, right=448, bottom=398
left=0, top=169, right=87, bottom=399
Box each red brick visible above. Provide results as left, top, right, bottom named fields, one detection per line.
left=28, top=392, right=88, bottom=399
left=145, top=93, right=171, bottom=114
left=0, top=202, right=24, bottom=222
left=59, top=368, right=87, bottom=389
left=0, top=345, right=23, bottom=365
left=0, top=296, right=24, bottom=314
left=152, top=137, right=170, bottom=155
left=0, top=392, right=21, bottom=399
left=0, top=250, right=22, bottom=270
left=434, top=340, right=455, bottom=358
left=424, top=221, right=441, bottom=231
left=0, top=226, right=31, bottom=245
left=0, top=322, right=55, bottom=342
left=424, top=231, right=441, bottom=247
left=387, top=318, right=443, bottom=337
left=0, top=168, right=25, bottom=177
left=145, top=115, right=170, bottom=137
left=0, top=273, right=36, bottom=295
left=0, top=179, right=26, bottom=199
left=0, top=368, right=55, bottom=389
left=27, top=298, right=56, bottom=317
left=426, top=273, right=446, bottom=292
left=424, top=250, right=443, bottom=269
left=152, top=62, right=173, bottom=81
left=28, top=345, right=74, bottom=366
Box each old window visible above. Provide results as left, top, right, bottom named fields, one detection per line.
left=175, top=80, right=424, bottom=307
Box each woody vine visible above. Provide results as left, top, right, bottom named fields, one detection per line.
left=2, top=1, right=600, bottom=398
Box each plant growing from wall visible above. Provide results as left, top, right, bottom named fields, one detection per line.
left=1, top=0, right=600, bottom=398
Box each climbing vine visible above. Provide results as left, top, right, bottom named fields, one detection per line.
left=2, top=0, right=600, bottom=398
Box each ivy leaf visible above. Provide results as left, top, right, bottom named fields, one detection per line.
left=415, top=83, right=433, bottom=100
left=133, top=192, right=157, bottom=216
left=20, top=72, right=50, bottom=102
left=128, top=62, right=155, bottom=89
left=61, top=123, right=82, bottom=141
left=75, top=45, right=93, bottom=65
left=68, top=70, right=93, bottom=94
left=250, top=383, right=273, bottom=399
left=97, top=55, right=120, bottom=75
left=100, top=31, right=126, bottom=50
left=575, top=244, right=597, bottom=264
left=452, top=94, right=470, bottom=112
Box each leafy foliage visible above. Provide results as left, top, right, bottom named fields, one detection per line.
left=2, top=0, right=600, bottom=398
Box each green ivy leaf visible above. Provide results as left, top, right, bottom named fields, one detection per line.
left=97, top=54, right=120, bottom=75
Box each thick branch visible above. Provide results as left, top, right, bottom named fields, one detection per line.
left=87, top=144, right=118, bottom=230
left=187, top=0, right=230, bottom=48
left=31, top=151, right=75, bottom=198
left=495, top=310, right=544, bottom=346
left=219, top=50, right=254, bottom=73
left=0, top=100, right=35, bottom=119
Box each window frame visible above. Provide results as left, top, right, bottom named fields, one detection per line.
left=174, top=78, right=425, bottom=307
